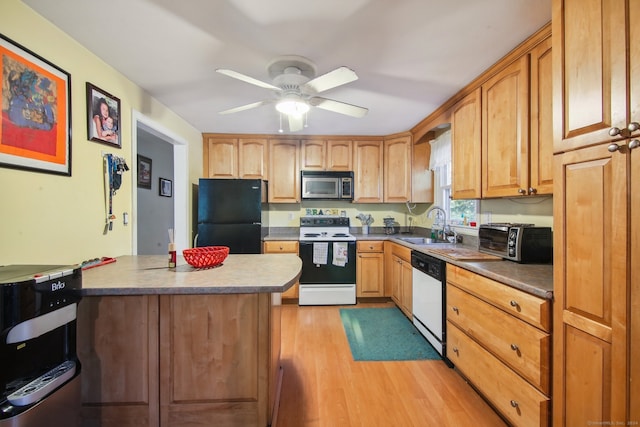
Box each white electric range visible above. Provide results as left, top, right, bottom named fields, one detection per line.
left=298, top=216, right=357, bottom=305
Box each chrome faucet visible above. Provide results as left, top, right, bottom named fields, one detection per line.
left=426, top=205, right=448, bottom=240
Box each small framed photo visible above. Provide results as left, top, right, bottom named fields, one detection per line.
left=137, top=154, right=152, bottom=189
left=159, top=178, right=172, bottom=197
left=0, top=34, right=71, bottom=176
left=87, top=82, right=121, bottom=148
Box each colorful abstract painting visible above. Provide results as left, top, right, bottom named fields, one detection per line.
left=0, top=34, right=71, bottom=176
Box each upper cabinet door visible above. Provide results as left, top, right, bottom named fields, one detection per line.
left=326, top=140, right=353, bottom=171
left=204, top=137, right=238, bottom=178
left=529, top=37, right=554, bottom=196
left=268, top=139, right=300, bottom=203
left=383, top=135, right=411, bottom=203
left=553, top=0, right=628, bottom=152
left=353, top=140, right=384, bottom=203
left=300, top=139, right=326, bottom=170
left=452, top=88, right=482, bottom=199
left=238, top=138, right=268, bottom=179
left=482, top=55, right=530, bottom=198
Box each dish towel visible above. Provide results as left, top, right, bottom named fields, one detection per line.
left=333, top=242, right=348, bottom=267
left=313, top=242, right=328, bottom=265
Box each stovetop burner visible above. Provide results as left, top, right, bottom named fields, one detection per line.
left=299, top=216, right=356, bottom=242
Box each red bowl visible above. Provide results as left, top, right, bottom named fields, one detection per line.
left=182, top=246, right=229, bottom=268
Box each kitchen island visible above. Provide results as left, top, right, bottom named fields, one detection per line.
left=78, top=254, right=301, bottom=427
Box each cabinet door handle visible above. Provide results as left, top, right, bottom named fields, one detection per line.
left=629, top=140, right=640, bottom=150
left=510, top=400, right=519, bottom=408
left=517, top=188, right=527, bottom=195
left=628, top=122, right=640, bottom=133
left=528, top=187, right=537, bottom=195
left=609, top=127, right=623, bottom=137
left=608, top=143, right=622, bottom=152
left=452, top=306, right=459, bottom=314
left=452, top=347, right=459, bottom=354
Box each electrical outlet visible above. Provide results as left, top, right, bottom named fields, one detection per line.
left=288, top=213, right=294, bottom=220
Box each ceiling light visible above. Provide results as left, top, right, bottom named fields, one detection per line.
left=276, top=98, right=310, bottom=117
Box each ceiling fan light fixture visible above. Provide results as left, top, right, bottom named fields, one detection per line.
left=275, top=98, right=310, bottom=117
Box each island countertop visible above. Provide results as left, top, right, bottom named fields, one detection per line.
left=80, top=254, right=302, bottom=296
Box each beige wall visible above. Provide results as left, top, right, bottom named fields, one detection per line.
left=0, top=0, right=203, bottom=264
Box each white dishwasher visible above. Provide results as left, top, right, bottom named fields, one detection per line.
left=411, top=250, right=450, bottom=364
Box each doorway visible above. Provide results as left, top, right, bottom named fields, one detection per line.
left=132, top=112, right=188, bottom=255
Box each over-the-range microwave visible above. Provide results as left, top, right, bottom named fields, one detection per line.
left=301, top=171, right=353, bottom=201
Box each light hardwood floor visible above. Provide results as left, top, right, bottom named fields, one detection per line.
left=277, top=302, right=507, bottom=427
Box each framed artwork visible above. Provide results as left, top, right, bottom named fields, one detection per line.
left=159, top=178, right=172, bottom=197
left=137, top=154, right=152, bottom=189
left=87, top=82, right=121, bottom=148
left=0, top=33, right=71, bottom=176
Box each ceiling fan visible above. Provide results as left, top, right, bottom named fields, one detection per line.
left=216, top=55, right=368, bottom=132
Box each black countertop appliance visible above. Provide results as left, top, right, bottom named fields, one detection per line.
left=0, top=264, right=82, bottom=426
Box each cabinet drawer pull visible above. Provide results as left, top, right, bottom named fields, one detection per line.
left=452, top=306, right=459, bottom=314
left=509, top=300, right=519, bottom=308
left=628, top=122, right=640, bottom=133
left=510, top=343, right=519, bottom=351
left=510, top=400, right=519, bottom=408
left=452, top=347, right=459, bottom=354
left=629, top=139, right=640, bottom=150
left=608, top=143, right=622, bottom=152
left=609, top=126, right=623, bottom=137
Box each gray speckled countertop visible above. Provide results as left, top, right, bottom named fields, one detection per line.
left=263, top=231, right=553, bottom=300
left=81, top=254, right=301, bottom=296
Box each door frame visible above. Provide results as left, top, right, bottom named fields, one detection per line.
left=132, top=110, right=189, bottom=254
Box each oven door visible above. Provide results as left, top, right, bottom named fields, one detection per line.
left=298, top=241, right=356, bottom=284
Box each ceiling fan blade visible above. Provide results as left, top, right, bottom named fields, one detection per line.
left=288, top=114, right=304, bottom=132
left=310, top=97, right=368, bottom=118
left=301, top=66, right=358, bottom=94
left=216, top=69, right=280, bottom=90
left=219, top=100, right=271, bottom=115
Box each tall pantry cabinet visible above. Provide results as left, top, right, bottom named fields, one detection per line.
left=552, top=0, right=639, bottom=424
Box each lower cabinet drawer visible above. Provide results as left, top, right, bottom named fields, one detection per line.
left=447, top=322, right=550, bottom=427
left=447, top=284, right=551, bottom=394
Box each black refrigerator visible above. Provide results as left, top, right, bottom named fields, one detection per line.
left=196, top=178, right=263, bottom=254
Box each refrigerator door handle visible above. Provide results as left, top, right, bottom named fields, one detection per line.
left=193, top=233, right=198, bottom=247
left=252, top=222, right=262, bottom=225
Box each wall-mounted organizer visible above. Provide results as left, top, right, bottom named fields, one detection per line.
left=102, top=153, right=129, bottom=233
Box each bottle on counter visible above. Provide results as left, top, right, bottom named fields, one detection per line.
left=168, top=243, right=176, bottom=268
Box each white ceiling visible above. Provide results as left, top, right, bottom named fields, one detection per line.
left=23, top=0, right=550, bottom=136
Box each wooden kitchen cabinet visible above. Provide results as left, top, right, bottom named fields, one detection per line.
left=529, top=37, right=554, bottom=195
left=446, top=265, right=551, bottom=426
left=203, top=136, right=268, bottom=179
left=204, top=137, right=237, bottom=178
left=268, top=139, right=300, bottom=203
left=383, top=134, right=412, bottom=202
left=451, top=88, right=482, bottom=199
left=553, top=143, right=631, bottom=426
left=79, top=293, right=282, bottom=427
left=238, top=138, right=268, bottom=179
left=353, top=139, right=384, bottom=203
left=356, top=241, right=384, bottom=297
left=553, top=1, right=639, bottom=424
left=481, top=55, right=530, bottom=198
left=552, top=0, right=636, bottom=152
left=78, top=295, right=159, bottom=427
left=263, top=240, right=300, bottom=299
left=159, top=293, right=280, bottom=426
left=385, top=242, right=412, bottom=317
left=300, top=139, right=352, bottom=171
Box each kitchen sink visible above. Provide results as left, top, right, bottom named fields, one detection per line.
left=397, top=237, right=449, bottom=245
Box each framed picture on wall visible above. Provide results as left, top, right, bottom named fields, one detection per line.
left=0, top=33, right=72, bottom=176
left=137, top=154, right=152, bottom=189
left=87, top=82, right=121, bottom=148
left=159, top=178, right=172, bottom=197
